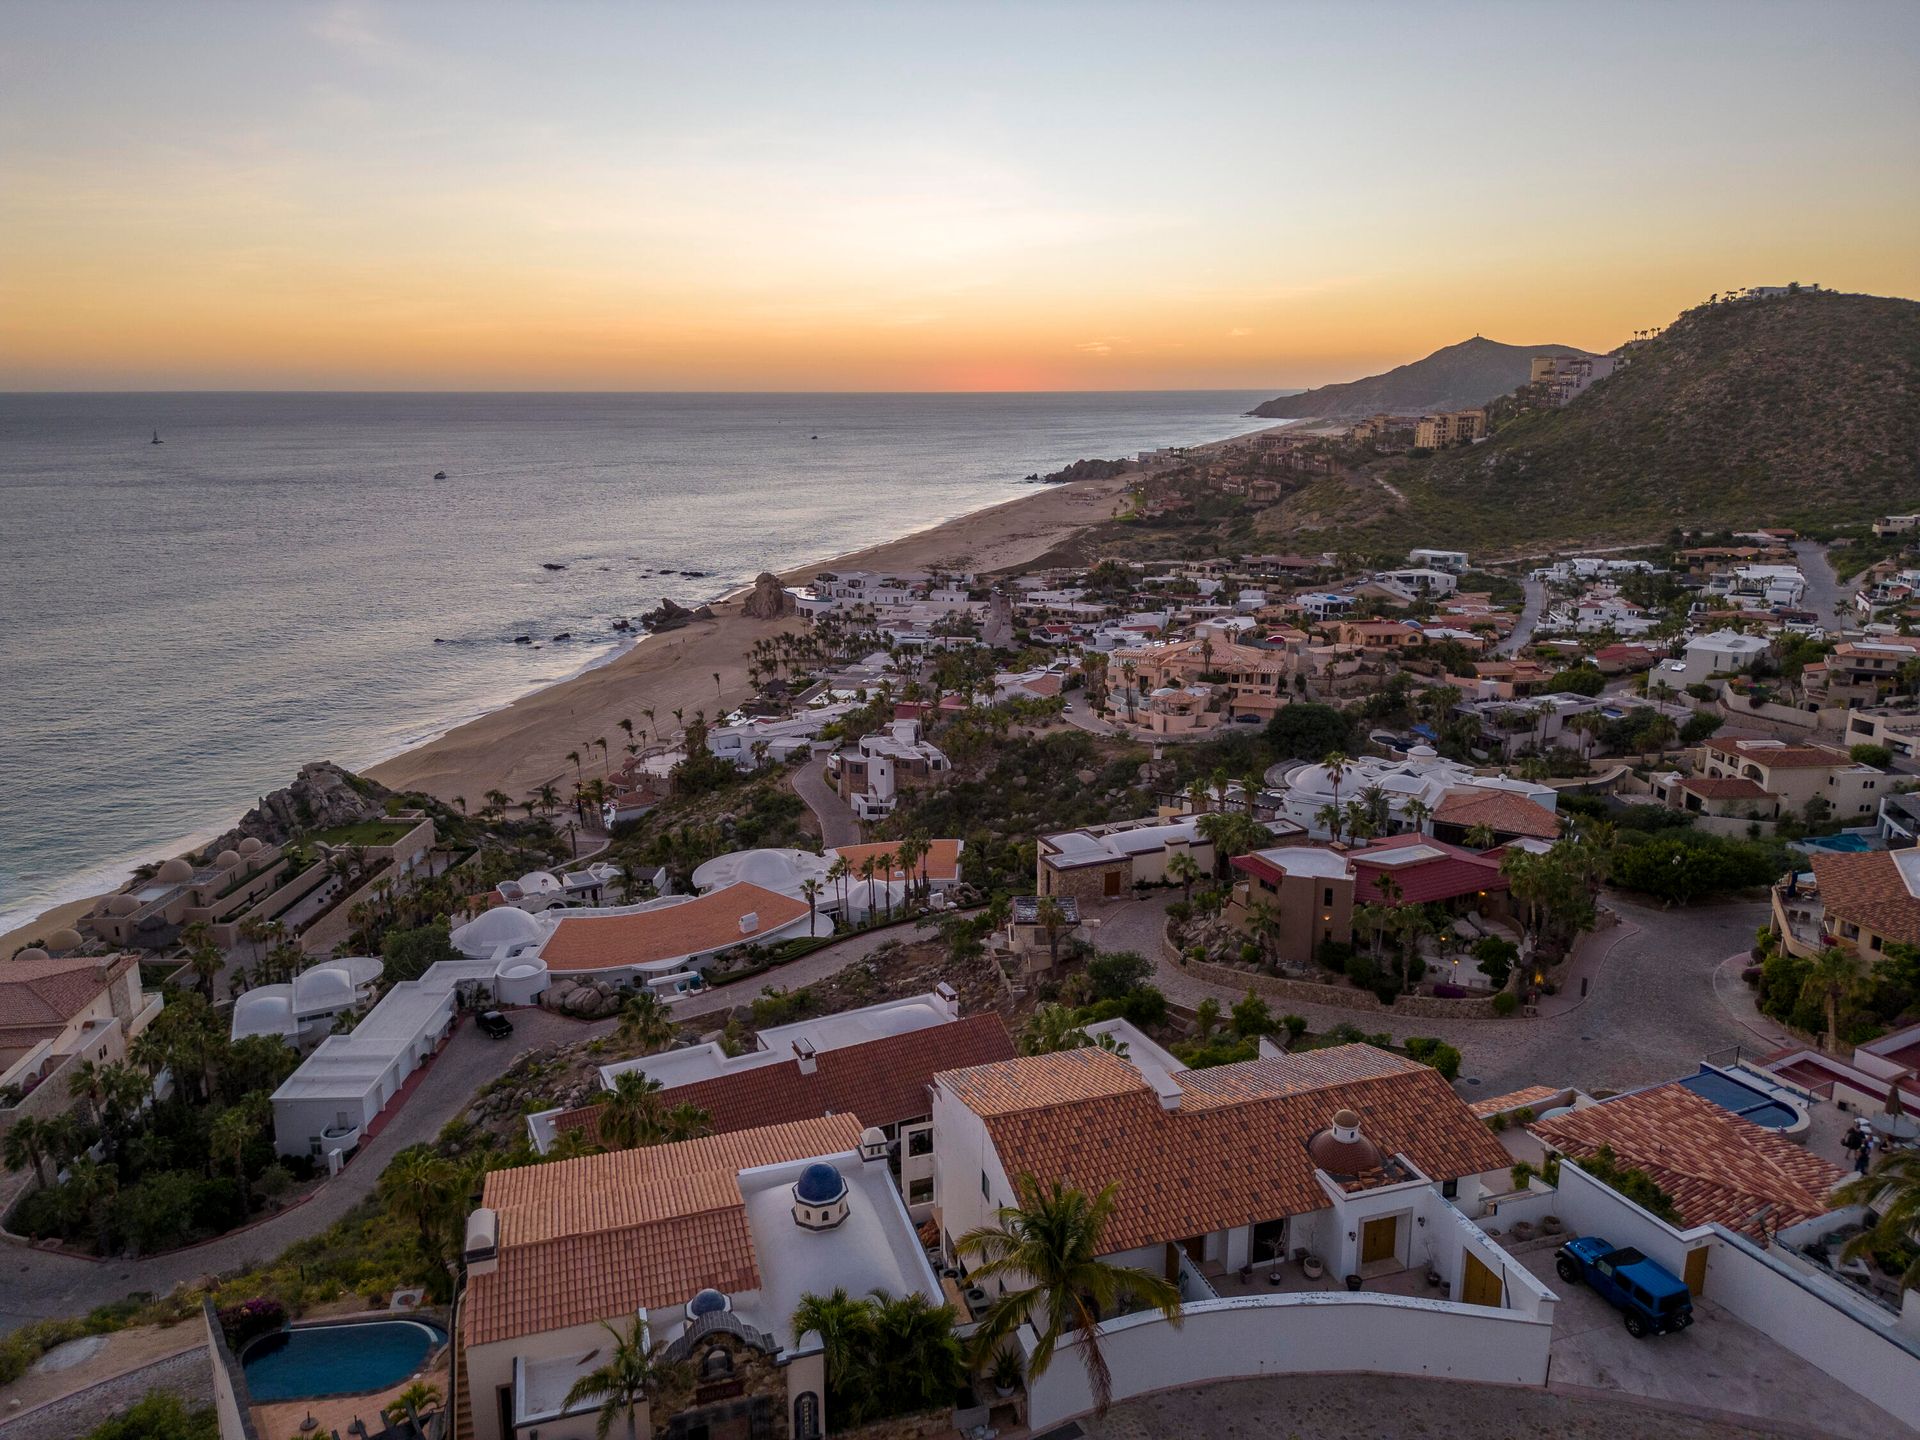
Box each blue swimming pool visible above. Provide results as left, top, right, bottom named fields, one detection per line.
left=241, top=1320, right=446, bottom=1401
left=1677, top=1068, right=1800, bottom=1131
left=1804, top=833, right=1873, bottom=853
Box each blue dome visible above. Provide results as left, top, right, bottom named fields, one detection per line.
left=688, top=1288, right=729, bottom=1317
left=794, top=1163, right=847, bottom=1205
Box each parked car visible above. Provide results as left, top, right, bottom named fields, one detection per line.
left=1555, top=1237, right=1693, bottom=1338
left=477, top=1010, right=514, bottom=1039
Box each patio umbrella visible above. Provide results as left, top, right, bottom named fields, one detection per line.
left=1872, top=1073, right=1919, bottom=1142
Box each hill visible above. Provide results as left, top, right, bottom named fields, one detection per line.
left=1274, top=291, right=1920, bottom=553
left=1250, top=336, right=1592, bottom=419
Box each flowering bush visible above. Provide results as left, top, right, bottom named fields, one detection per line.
left=217, top=1297, right=285, bottom=1351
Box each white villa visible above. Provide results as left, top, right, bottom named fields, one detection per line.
left=1278, top=747, right=1557, bottom=840
left=1657, top=628, right=1771, bottom=686
left=229, top=955, right=383, bottom=1049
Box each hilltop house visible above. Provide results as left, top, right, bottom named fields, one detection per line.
left=1036, top=816, right=1215, bottom=903
left=828, top=717, right=949, bottom=822
left=0, top=952, right=161, bottom=1138
left=1695, top=736, right=1884, bottom=822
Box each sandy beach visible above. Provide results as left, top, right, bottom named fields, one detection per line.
left=4, top=428, right=1262, bottom=956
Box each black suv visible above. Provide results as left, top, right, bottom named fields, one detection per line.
left=477, top=1010, right=514, bottom=1039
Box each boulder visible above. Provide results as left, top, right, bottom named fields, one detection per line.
left=206, top=762, right=387, bottom=855
left=742, top=572, right=797, bottom=621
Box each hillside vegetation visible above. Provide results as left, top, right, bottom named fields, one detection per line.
left=1250, top=336, right=1589, bottom=419
left=1294, top=291, right=1920, bottom=552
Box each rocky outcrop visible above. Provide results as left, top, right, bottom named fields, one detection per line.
left=741, top=572, right=796, bottom=620
left=981, top=589, right=1016, bottom=649
left=545, top=976, right=622, bottom=1019
left=641, top=597, right=717, bottom=633
left=1038, top=456, right=1132, bottom=484
left=207, top=762, right=387, bottom=854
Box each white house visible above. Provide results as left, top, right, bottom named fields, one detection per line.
left=229, top=955, right=383, bottom=1049
left=1659, top=629, right=1770, bottom=685
left=1408, top=548, right=1470, bottom=573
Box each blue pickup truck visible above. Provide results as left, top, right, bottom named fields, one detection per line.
left=1555, top=1236, right=1694, bottom=1338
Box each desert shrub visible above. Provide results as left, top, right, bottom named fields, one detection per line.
left=1492, top=991, right=1519, bottom=1017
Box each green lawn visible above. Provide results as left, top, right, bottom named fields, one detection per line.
left=313, top=819, right=415, bottom=847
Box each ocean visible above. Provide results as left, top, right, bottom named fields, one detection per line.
left=0, top=390, right=1278, bottom=931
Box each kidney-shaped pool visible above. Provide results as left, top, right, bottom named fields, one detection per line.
left=242, top=1319, right=447, bottom=1401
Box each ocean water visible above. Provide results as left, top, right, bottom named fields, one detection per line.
left=0, top=390, right=1276, bottom=930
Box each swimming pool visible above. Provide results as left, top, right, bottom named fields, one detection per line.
left=241, top=1319, right=447, bottom=1401
left=1804, top=833, right=1873, bottom=853
left=1677, top=1067, right=1804, bottom=1133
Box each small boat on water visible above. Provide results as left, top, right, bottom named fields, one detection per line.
left=151, top=429, right=163, bottom=444
left=434, top=470, right=447, bottom=479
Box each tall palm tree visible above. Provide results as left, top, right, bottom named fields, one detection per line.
left=1321, top=751, right=1351, bottom=818
left=1166, top=852, right=1200, bottom=904
left=1833, top=1149, right=1920, bottom=1293
left=562, top=1317, right=682, bottom=1440
left=615, top=991, right=676, bottom=1053
left=1034, top=896, right=1070, bottom=968
left=790, top=1287, right=875, bottom=1411
left=800, top=878, right=824, bottom=936
left=597, top=1071, right=667, bottom=1149
left=1804, top=945, right=1867, bottom=1054
left=378, top=1147, right=460, bottom=1259
left=3, top=1116, right=52, bottom=1186
left=959, top=1176, right=1182, bottom=1417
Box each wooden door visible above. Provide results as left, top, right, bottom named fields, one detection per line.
left=1684, top=1246, right=1708, bottom=1297
left=1461, top=1250, right=1504, bottom=1307
left=1104, top=870, right=1123, bottom=898
left=1361, top=1215, right=1397, bottom=1265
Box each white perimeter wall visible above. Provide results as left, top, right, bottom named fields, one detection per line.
left=1023, top=1293, right=1553, bottom=1432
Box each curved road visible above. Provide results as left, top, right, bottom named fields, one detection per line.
left=791, top=756, right=861, bottom=848
left=1497, top=576, right=1548, bottom=655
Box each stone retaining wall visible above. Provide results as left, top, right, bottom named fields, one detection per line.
left=1166, top=927, right=1500, bottom=1019
left=0, top=1349, right=213, bottom=1440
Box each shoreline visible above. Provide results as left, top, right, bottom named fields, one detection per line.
left=3, top=418, right=1284, bottom=954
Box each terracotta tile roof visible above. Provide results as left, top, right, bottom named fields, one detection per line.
left=1705, top=738, right=1851, bottom=770
left=1530, top=1084, right=1844, bottom=1238
left=0, top=954, right=132, bottom=1039
left=1809, top=851, right=1920, bottom=947
left=551, top=1014, right=1015, bottom=1141
left=1347, top=835, right=1508, bottom=906
left=1433, top=787, right=1562, bottom=841
left=467, top=1114, right=860, bottom=1347
left=1470, top=1085, right=1561, bottom=1118
left=539, top=883, right=811, bottom=973
left=1676, top=775, right=1771, bottom=801
left=832, top=838, right=964, bottom=884
left=937, top=1046, right=1510, bottom=1252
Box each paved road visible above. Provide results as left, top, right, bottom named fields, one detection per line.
left=1498, top=576, right=1548, bottom=655
left=1105, top=890, right=1786, bottom=1097
left=1790, top=539, right=1853, bottom=630
left=0, top=1008, right=614, bottom=1334
left=791, top=757, right=862, bottom=848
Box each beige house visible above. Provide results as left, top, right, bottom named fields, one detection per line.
left=0, top=952, right=162, bottom=1133
left=1780, top=849, right=1920, bottom=964
left=1224, top=847, right=1354, bottom=969
left=1037, top=817, right=1214, bottom=903
left=462, top=1114, right=942, bottom=1440
left=1414, top=410, right=1486, bottom=448
left=1697, top=736, right=1885, bottom=821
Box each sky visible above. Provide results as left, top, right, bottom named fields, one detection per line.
left=2, top=1, right=1917, bottom=391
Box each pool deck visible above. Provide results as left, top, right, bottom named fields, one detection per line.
left=252, top=1353, right=449, bottom=1440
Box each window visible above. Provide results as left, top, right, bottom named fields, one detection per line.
left=909, top=1178, right=934, bottom=1206
left=1323, top=887, right=1334, bottom=906
left=1441, top=1178, right=1458, bottom=1199
left=907, top=1128, right=933, bottom=1157
left=981, top=1169, right=990, bottom=1198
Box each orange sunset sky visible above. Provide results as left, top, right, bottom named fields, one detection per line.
left=3, top=1, right=1917, bottom=391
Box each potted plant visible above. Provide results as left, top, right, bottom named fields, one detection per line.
left=1301, top=1253, right=1324, bottom=1281
left=1541, top=1215, right=1563, bottom=1234
left=989, top=1348, right=1022, bottom=1398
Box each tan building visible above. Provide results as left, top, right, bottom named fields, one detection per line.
left=1698, top=736, right=1885, bottom=821
left=462, top=1113, right=942, bottom=1440
left=0, top=952, right=162, bottom=1135
left=1114, top=638, right=1290, bottom=721
left=1791, top=849, right=1920, bottom=963
left=1413, top=409, right=1486, bottom=449
left=1037, top=817, right=1214, bottom=904
left=1225, top=847, right=1355, bottom=969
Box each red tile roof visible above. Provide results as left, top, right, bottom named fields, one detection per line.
left=1809, top=851, right=1920, bottom=947
left=937, top=1046, right=1510, bottom=1252
left=1433, top=787, right=1562, bottom=841
left=0, top=954, right=134, bottom=1043
left=540, top=883, right=811, bottom=973
left=552, top=1013, right=1015, bottom=1142
left=1531, top=1084, right=1844, bottom=1238
left=1348, top=835, right=1508, bottom=905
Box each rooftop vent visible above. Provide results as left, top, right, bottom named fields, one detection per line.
left=463, top=1207, right=499, bottom=1275
left=792, top=1037, right=818, bottom=1075
left=688, top=1288, right=731, bottom=1318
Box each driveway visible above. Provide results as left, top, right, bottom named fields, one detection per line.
left=1790, top=540, right=1854, bottom=629
left=1134, top=889, right=1788, bottom=1096
left=0, top=1008, right=614, bottom=1334
left=791, top=756, right=861, bottom=848
left=1498, top=576, right=1547, bottom=655
left=1522, top=1248, right=1913, bottom=1438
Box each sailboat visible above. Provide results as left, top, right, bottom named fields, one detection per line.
left=151, top=429, right=163, bottom=445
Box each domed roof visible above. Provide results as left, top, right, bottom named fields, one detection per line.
left=216, top=850, right=244, bottom=870
left=451, top=905, right=546, bottom=955
left=231, top=988, right=295, bottom=1038
left=502, top=961, right=546, bottom=980
left=156, top=857, right=193, bottom=883
left=105, top=894, right=141, bottom=916
left=293, top=965, right=356, bottom=1011
left=238, top=836, right=266, bottom=856
left=14, top=947, right=49, bottom=964
left=1305, top=1109, right=1386, bottom=1178
left=688, top=1288, right=731, bottom=1317
left=793, top=1162, right=847, bottom=1206
left=45, top=928, right=83, bottom=952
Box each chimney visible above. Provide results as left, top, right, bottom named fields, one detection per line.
left=463, top=1207, right=499, bottom=1276
left=858, top=1126, right=888, bottom=1163
left=738, top=911, right=760, bottom=935
left=933, top=981, right=959, bottom=1017
left=792, top=1038, right=818, bottom=1075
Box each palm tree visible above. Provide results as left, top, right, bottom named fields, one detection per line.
left=1244, top=897, right=1284, bottom=966
left=1463, top=822, right=1498, bottom=851
left=958, top=1176, right=1182, bottom=1418
left=566, top=749, right=583, bottom=781
left=1833, top=1149, right=1920, bottom=1293
left=383, top=1381, right=443, bottom=1439
left=208, top=1106, right=256, bottom=1182
left=1400, top=797, right=1433, bottom=836
left=866, top=1290, right=965, bottom=1415
left=658, top=1101, right=712, bottom=1143
left=1020, top=1003, right=1095, bottom=1056
left=598, top=1071, right=667, bottom=1149
left=827, top=855, right=850, bottom=917
left=790, top=1287, right=876, bottom=1410
left=1321, top=751, right=1350, bottom=817
left=800, top=877, right=824, bottom=935
left=1166, top=852, right=1200, bottom=905
left=615, top=991, right=676, bottom=1053
left=1315, top=802, right=1346, bottom=845
left=562, top=1317, right=682, bottom=1440
left=1034, top=896, right=1070, bottom=968
left=67, top=1059, right=106, bottom=1128
left=3, top=1116, right=52, bottom=1186
left=1804, top=945, right=1867, bottom=1054
left=379, top=1147, right=460, bottom=1259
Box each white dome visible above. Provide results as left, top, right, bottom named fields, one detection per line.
left=14, top=947, right=50, bottom=964
left=293, top=965, right=356, bottom=1012
left=452, top=905, right=546, bottom=956
left=1407, top=744, right=1439, bottom=759
left=214, top=850, right=243, bottom=870
left=237, top=836, right=266, bottom=856
left=232, top=988, right=295, bottom=1039
left=518, top=870, right=562, bottom=895
left=46, top=928, right=83, bottom=953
